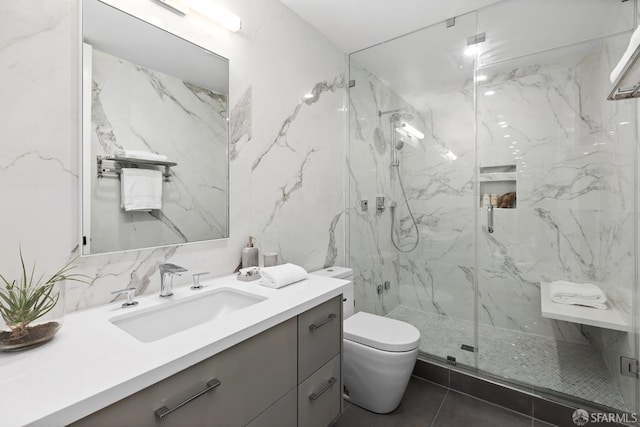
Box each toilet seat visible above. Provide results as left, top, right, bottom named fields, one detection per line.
left=344, top=312, right=420, bottom=352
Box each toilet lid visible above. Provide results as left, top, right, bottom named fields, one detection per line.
left=344, top=312, right=420, bottom=352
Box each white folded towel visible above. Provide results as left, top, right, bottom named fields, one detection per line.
left=120, top=168, right=163, bottom=211
left=259, top=263, right=308, bottom=289
left=114, top=148, right=168, bottom=162
left=549, top=280, right=607, bottom=310
left=610, top=25, right=640, bottom=84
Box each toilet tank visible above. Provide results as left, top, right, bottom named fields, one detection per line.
left=311, top=267, right=355, bottom=319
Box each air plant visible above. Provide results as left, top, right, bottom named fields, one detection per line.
left=0, top=250, right=89, bottom=341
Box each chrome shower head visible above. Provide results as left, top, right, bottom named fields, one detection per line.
left=395, top=139, right=405, bottom=150
left=390, top=111, right=414, bottom=123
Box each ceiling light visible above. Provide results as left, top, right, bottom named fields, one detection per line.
left=504, top=134, right=510, bottom=138
left=464, top=45, right=478, bottom=56
left=476, top=75, right=487, bottom=82
left=500, top=124, right=508, bottom=128
left=398, top=122, right=424, bottom=140
left=619, top=121, right=630, bottom=125
left=484, top=90, right=495, bottom=96
left=303, top=93, right=314, bottom=99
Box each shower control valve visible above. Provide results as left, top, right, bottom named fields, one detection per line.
left=376, top=196, right=385, bottom=214
left=376, top=284, right=383, bottom=295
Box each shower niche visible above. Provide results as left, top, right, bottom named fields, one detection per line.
left=479, top=164, right=516, bottom=208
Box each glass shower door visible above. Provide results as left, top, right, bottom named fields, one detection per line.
left=348, top=12, right=479, bottom=369
left=475, top=0, right=637, bottom=412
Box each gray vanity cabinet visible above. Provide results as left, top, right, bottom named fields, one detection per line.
left=246, top=388, right=297, bottom=427
left=296, top=297, right=343, bottom=427
left=72, top=296, right=343, bottom=427
left=72, top=318, right=297, bottom=427
left=297, top=296, right=342, bottom=382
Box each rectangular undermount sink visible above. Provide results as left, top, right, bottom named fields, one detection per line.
left=110, top=287, right=267, bottom=343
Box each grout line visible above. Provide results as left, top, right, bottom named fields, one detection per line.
left=430, top=389, right=449, bottom=427
left=447, top=389, right=537, bottom=423
left=411, top=374, right=449, bottom=391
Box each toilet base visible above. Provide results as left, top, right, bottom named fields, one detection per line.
left=342, top=339, right=418, bottom=414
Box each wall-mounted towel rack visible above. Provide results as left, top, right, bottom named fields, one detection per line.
left=608, top=43, right=640, bottom=100
left=97, top=155, right=177, bottom=181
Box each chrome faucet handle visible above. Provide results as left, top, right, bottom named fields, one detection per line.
left=191, top=272, right=211, bottom=290
left=111, top=287, right=138, bottom=308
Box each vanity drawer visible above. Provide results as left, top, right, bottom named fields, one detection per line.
left=297, top=355, right=341, bottom=427
left=298, top=296, right=342, bottom=382
left=72, top=318, right=297, bottom=427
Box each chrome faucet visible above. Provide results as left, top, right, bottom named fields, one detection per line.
left=159, top=263, right=188, bottom=298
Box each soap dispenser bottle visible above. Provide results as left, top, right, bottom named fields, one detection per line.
left=242, top=236, right=259, bottom=268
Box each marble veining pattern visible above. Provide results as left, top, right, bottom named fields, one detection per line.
left=1, top=0, right=346, bottom=316
left=251, top=75, right=346, bottom=172
left=89, top=49, right=229, bottom=253
left=349, top=11, right=637, bottom=413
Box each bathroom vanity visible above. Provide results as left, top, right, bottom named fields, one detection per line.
left=0, top=275, right=348, bottom=426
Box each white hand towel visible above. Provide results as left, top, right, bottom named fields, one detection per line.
left=549, top=280, right=607, bottom=310
left=259, top=263, right=308, bottom=289
left=114, top=148, right=168, bottom=162
left=610, top=25, right=640, bottom=83
left=120, top=168, right=163, bottom=211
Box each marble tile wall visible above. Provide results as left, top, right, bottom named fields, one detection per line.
left=0, top=0, right=346, bottom=312
left=348, top=4, right=638, bottom=411
left=349, top=62, right=420, bottom=317
left=89, top=49, right=229, bottom=253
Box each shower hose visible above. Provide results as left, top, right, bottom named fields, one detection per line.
left=390, top=166, right=420, bottom=253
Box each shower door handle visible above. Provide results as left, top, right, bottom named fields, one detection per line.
left=487, top=205, right=494, bottom=234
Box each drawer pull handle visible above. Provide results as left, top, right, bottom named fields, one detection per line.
left=155, top=378, right=221, bottom=419
left=309, top=377, right=337, bottom=401
left=309, top=313, right=337, bottom=332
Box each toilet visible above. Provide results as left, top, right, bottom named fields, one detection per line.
left=311, top=267, right=421, bottom=414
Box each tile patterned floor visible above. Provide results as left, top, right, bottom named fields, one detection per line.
left=386, top=305, right=627, bottom=411
left=332, top=377, right=550, bottom=427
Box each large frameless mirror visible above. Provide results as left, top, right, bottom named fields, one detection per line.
left=81, top=0, right=229, bottom=255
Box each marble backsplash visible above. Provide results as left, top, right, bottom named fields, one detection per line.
left=0, top=0, right=346, bottom=312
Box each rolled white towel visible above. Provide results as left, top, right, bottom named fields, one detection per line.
left=259, top=263, right=308, bottom=289
left=549, top=280, right=607, bottom=310
left=114, top=148, right=168, bottom=162
left=610, top=25, right=640, bottom=83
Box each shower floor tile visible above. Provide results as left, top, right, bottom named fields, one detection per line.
left=386, top=305, right=628, bottom=411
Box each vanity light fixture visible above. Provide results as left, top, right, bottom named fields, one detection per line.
left=153, top=0, right=190, bottom=15
left=151, top=0, right=242, bottom=32
left=181, top=0, right=242, bottom=32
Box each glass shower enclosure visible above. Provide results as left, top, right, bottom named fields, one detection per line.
left=348, top=0, right=638, bottom=413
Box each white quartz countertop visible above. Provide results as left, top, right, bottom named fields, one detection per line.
left=0, top=273, right=349, bottom=427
